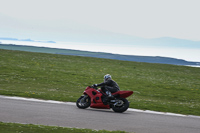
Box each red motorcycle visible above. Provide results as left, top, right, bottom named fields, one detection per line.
left=76, top=86, right=133, bottom=113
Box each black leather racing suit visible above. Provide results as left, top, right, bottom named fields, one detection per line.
left=97, top=79, right=120, bottom=93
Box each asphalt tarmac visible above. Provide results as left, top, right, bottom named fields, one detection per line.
left=0, top=95, right=200, bottom=133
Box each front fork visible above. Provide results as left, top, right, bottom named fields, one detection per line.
left=80, top=95, right=89, bottom=103
left=83, top=94, right=88, bottom=100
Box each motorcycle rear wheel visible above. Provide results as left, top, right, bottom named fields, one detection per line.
left=112, top=98, right=129, bottom=113
left=76, top=95, right=91, bottom=109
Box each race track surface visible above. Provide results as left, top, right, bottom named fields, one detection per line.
left=0, top=95, right=200, bottom=133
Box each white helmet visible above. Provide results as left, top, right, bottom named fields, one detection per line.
left=104, top=74, right=111, bottom=81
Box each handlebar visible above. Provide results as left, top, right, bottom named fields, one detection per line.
left=90, top=85, right=98, bottom=90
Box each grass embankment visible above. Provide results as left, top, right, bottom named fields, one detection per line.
left=0, top=49, right=200, bottom=115
left=0, top=122, right=126, bottom=133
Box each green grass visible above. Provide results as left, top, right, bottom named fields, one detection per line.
left=0, top=122, right=126, bottom=133
left=0, top=49, right=200, bottom=115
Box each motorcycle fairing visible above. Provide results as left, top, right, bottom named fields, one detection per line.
left=112, top=91, right=133, bottom=98
left=83, top=86, right=110, bottom=109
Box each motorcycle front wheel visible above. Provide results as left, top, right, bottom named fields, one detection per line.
left=76, top=95, right=91, bottom=109
left=112, top=98, right=129, bottom=113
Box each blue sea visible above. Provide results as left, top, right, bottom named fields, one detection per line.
left=1, top=40, right=200, bottom=63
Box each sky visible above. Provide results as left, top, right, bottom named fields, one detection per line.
left=0, top=0, right=200, bottom=62
left=0, top=0, right=200, bottom=41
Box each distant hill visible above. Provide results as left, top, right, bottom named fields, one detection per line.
left=1, top=35, right=200, bottom=48
left=1, top=44, right=200, bottom=67
left=0, top=37, right=56, bottom=43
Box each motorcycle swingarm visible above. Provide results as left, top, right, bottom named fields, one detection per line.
left=110, top=100, right=118, bottom=103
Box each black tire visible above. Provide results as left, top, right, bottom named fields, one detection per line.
left=76, top=95, right=91, bottom=109
left=112, top=98, right=129, bottom=113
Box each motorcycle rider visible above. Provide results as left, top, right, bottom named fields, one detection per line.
left=93, top=74, right=120, bottom=98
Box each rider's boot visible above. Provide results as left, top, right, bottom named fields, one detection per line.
left=106, top=91, right=114, bottom=99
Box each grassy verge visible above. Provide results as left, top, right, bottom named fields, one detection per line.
left=0, top=49, right=200, bottom=115
left=0, top=122, right=126, bottom=133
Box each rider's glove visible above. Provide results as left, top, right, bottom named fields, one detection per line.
left=93, top=84, right=98, bottom=87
